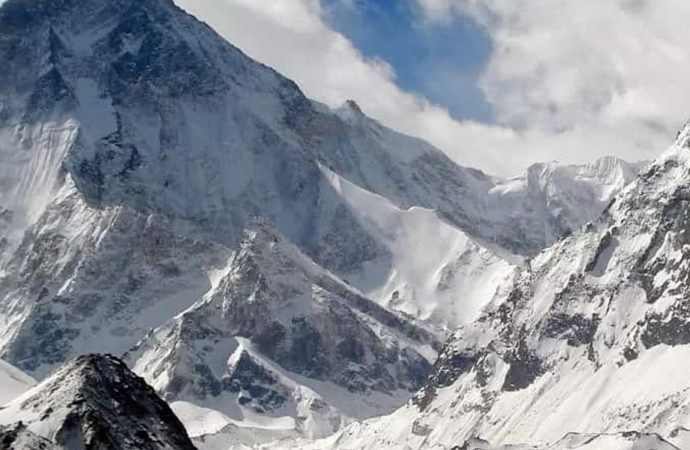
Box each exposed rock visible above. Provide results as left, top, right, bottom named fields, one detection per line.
left=0, top=354, right=195, bottom=450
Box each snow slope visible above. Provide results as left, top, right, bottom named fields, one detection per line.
left=449, top=432, right=680, bottom=450
left=319, top=165, right=519, bottom=329
left=295, top=124, right=690, bottom=449
left=0, top=358, right=35, bottom=405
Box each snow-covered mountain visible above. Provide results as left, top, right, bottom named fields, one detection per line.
left=492, top=156, right=645, bottom=245
left=297, top=125, right=690, bottom=449
left=0, top=358, right=35, bottom=405
left=456, top=432, right=680, bottom=450
left=126, top=220, right=437, bottom=439
left=0, top=0, right=645, bottom=446
left=0, top=354, right=195, bottom=449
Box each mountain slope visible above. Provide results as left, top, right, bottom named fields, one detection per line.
left=458, top=432, right=680, bottom=450
left=0, top=359, right=35, bottom=405
left=322, top=156, right=642, bottom=328
left=302, top=125, right=690, bottom=449
left=126, top=221, right=437, bottom=439
left=0, top=354, right=195, bottom=449
left=492, top=156, right=645, bottom=243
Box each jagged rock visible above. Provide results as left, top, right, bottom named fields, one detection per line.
left=0, top=423, right=57, bottom=450
left=0, top=354, right=195, bottom=449
left=127, top=222, right=437, bottom=438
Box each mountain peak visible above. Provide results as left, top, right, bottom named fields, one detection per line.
left=0, top=354, right=196, bottom=449
left=344, top=99, right=363, bottom=115
left=334, top=99, right=366, bottom=123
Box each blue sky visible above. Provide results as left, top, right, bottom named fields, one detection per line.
left=322, top=0, right=493, bottom=122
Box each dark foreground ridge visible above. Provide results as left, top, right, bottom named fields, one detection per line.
left=0, top=354, right=196, bottom=450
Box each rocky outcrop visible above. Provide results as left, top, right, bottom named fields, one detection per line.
left=0, top=354, right=195, bottom=449
left=127, top=222, right=437, bottom=438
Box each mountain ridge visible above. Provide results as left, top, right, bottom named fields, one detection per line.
left=0, top=354, right=196, bottom=449
left=299, top=123, right=690, bottom=449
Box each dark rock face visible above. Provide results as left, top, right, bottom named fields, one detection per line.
left=102, top=3, right=224, bottom=100
left=222, top=351, right=287, bottom=413
left=0, top=196, right=227, bottom=376
left=6, top=308, right=80, bottom=372
left=413, top=338, right=479, bottom=411
left=542, top=313, right=600, bottom=347
left=26, top=68, right=76, bottom=117
left=501, top=340, right=543, bottom=392
left=585, top=229, right=616, bottom=274
left=631, top=192, right=690, bottom=304
left=0, top=354, right=196, bottom=450
left=0, top=423, right=57, bottom=450
left=640, top=299, right=690, bottom=348
left=306, top=202, right=385, bottom=274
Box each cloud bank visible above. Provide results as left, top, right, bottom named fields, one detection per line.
left=419, top=0, right=690, bottom=155
left=175, top=1, right=690, bottom=175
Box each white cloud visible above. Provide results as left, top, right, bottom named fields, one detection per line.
left=174, top=0, right=687, bottom=176
left=418, top=0, right=690, bottom=155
